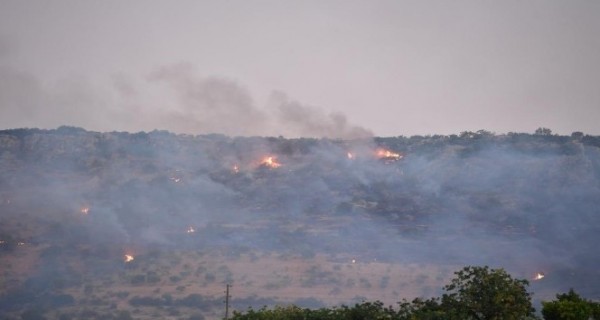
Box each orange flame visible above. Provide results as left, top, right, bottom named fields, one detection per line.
left=376, top=148, right=403, bottom=161
left=533, top=272, right=545, bottom=280
left=186, top=226, right=196, bottom=233
left=232, top=165, right=240, bottom=173
left=124, top=254, right=135, bottom=263
left=80, top=207, right=90, bottom=214
left=261, top=156, right=282, bottom=168
left=347, top=152, right=355, bottom=159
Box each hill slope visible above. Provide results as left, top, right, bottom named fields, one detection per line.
left=1, top=127, right=599, bottom=319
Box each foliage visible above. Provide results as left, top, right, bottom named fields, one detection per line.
left=535, top=128, right=553, bottom=136
left=396, top=297, right=446, bottom=320
left=541, top=289, right=599, bottom=320
left=441, top=266, right=535, bottom=320
left=230, top=266, right=538, bottom=320
left=230, top=302, right=395, bottom=320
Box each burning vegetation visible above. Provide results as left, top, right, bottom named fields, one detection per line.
left=533, top=272, right=545, bottom=281
left=260, top=156, right=282, bottom=169
left=375, top=148, right=403, bottom=162
left=2, top=127, right=600, bottom=319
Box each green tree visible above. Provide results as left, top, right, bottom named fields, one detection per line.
left=231, top=305, right=313, bottom=320
left=541, top=289, right=597, bottom=320
left=440, top=266, right=535, bottom=320
left=396, top=297, right=446, bottom=320
left=535, top=127, right=553, bottom=136
left=229, top=266, right=539, bottom=320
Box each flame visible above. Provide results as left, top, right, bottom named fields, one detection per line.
left=533, top=272, right=545, bottom=280
left=232, top=165, right=240, bottom=173
left=17, top=242, right=25, bottom=246
left=170, top=177, right=181, bottom=183
left=124, top=254, right=135, bottom=263
left=347, top=152, right=355, bottom=159
left=186, top=226, right=196, bottom=233
left=261, top=156, right=281, bottom=168
left=376, top=148, right=403, bottom=160
left=80, top=207, right=90, bottom=214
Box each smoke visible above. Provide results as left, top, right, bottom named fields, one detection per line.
left=0, top=65, right=113, bottom=131
left=146, top=63, right=270, bottom=137
left=0, top=59, right=372, bottom=139
left=146, top=63, right=373, bottom=139
left=0, top=66, right=44, bottom=126
left=268, top=91, right=373, bottom=139
left=0, top=35, right=11, bottom=58
left=1, top=130, right=600, bottom=314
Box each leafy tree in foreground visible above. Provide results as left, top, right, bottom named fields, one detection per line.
left=229, top=265, right=537, bottom=320
left=396, top=297, right=446, bottom=320
left=541, top=288, right=599, bottom=320
left=441, top=266, right=535, bottom=320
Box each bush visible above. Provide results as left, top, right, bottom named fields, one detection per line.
left=542, top=289, right=598, bottom=320
left=115, top=310, right=133, bottom=320
left=21, top=307, right=47, bottom=320
left=188, top=314, right=205, bottom=320
left=130, top=274, right=145, bottom=285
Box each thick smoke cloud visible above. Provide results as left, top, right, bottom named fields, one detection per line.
left=0, top=59, right=372, bottom=139
left=146, top=63, right=373, bottom=139
left=146, top=63, right=270, bottom=137
left=268, top=91, right=373, bottom=139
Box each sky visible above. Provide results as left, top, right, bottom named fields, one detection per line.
left=1, top=0, right=599, bottom=138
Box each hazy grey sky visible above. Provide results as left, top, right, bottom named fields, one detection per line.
left=1, top=0, right=599, bottom=137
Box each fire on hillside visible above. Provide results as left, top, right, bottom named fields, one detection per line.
left=124, top=254, right=135, bottom=263
left=260, top=156, right=282, bottom=169
left=533, top=272, right=545, bottom=280
left=375, top=148, right=403, bottom=162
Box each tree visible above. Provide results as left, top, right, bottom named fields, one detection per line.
left=541, top=289, right=598, bottom=320
left=440, top=266, right=535, bottom=320
left=570, top=132, right=584, bottom=140
left=397, top=297, right=446, bottom=320
left=535, top=127, right=553, bottom=136
left=228, top=266, right=539, bottom=320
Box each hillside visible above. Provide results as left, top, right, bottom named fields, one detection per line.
left=1, top=127, right=599, bottom=319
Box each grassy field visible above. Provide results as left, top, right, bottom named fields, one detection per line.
left=2, top=241, right=460, bottom=319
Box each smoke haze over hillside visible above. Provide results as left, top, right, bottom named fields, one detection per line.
left=1, top=1, right=600, bottom=317
left=1, top=129, right=599, bottom=319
